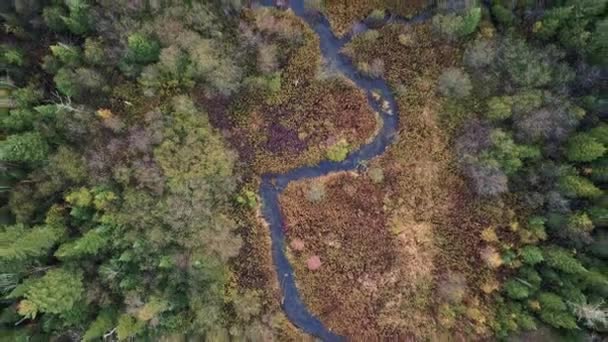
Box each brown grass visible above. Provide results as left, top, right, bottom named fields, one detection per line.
left=324, top=0, right=429, bottom=37
left=275, top=22, right=499, bottom=339
left=280, top=172, right=398, bottom=337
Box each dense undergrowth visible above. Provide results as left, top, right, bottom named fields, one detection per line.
left=1, top=0, right=606, bottom=341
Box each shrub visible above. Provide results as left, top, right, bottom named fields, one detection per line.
left=306, top=182, right=326, bottom=203
left=565, top=132, right=605, bottom=162
left=438, top=68, right=472, bottom=98
left=327, top=140, right=349, bottom=161
left=368, top=167, right=384, bottom=184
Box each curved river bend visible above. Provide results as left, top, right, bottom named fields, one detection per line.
left=256, top=1, right=430, bottom=340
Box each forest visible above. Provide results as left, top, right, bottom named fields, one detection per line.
left=0, top=0, right=606, bottom=341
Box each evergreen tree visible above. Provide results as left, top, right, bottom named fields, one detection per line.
left=543, top=246, right=587, bottom=275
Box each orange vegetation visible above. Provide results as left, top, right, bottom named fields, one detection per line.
left=324, top=0, right=429, bottom=37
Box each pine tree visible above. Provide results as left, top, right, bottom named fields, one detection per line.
left=0, top=224, right=66, bottom=262
left=559, top=173, right=602, bottom=199
left=543, top=246, right=587, bottom=275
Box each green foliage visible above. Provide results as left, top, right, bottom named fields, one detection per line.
left=520, top=246, right=543, bottom=265
left=55, top=229, right=108, bottom=259
left=83, top=38, right=105, bottom=66
left=0, top=224, right=65, bottom=262
left=2, top=46, right=25, bottom=67
left=0, top=132, right=49, bottom=163
left=491, top=4, right=515, bottom=26
left=559, top=173, right=602, bottom=199
left=481, top=129, right=540, bottom=175
left=236, top=189, right=257, bottom=208
left=136, top=297, right=168, bottom=321
left=538, top=292, right=578, bottom=329
left=326, top=139, right=350, bottom=162
left=20, top=268, right=84, bottom=317
left=486, top=96, right=513, bottom=121
left=125, top=34, right=161, bottom=65
left=50, top=43, right=81, bottom=67
left=565, top=132, right=605, bottom=162
left=83, top=310, right=115, bottom=341
left=432, top=7, right=481, bottom=40
left=63, top=1, right=92, bottom=35
left=502, top=37, right=554, bottom=88
left=543, top=246, right=587, bottom=275
left=504, top=279, right=530, bottom=299
left=589, top=18, right=607, bottom=65
left=42, top=6, right=67, bottom=32
left=566, top=212, right=594, bottom=235
left=116, top=314, right=144, bottom=340
left=53, top=68, right=79, bottom=97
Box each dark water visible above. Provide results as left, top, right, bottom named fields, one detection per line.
left=256, top=1, right=430, bottom=340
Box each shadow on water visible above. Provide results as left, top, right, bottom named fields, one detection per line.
left=255, top=1, right=432, bottom=340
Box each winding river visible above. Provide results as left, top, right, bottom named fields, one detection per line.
left=256, top=1, right=430, bottom=340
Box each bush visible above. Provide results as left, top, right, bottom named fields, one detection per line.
left=306, top=181, right=326, bottom=203
left=368, top=167, right=384, bottom=184
left=438, top=68, right=472, bottom=98
left=327, top=139, right=349, bottom=162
